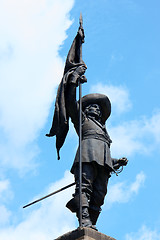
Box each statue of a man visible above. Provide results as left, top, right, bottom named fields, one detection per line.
left=46, top=17, right=128, bottom=230
left=64, top=65, right=128, bottom=230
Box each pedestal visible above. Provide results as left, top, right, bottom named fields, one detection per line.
left=55, top=227, right=116, bottom=240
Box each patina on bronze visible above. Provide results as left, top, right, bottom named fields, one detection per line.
left=46, top=15, right=128, bottom=230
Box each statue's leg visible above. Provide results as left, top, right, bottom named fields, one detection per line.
left=66, top=163, right=96, bottom=228
left=89, top=164, right=110, bottom=226
left=88, top=205, right=101, bottom=226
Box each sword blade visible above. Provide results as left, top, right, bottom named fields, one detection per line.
left=23, top=182, right=76, bottom=209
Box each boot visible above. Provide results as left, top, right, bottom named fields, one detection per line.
left=66, top=193, right=89, bottom=213
left=89, top=207, right=101, bottom=230
left=66, top=193, right=95, bottom=229
left=66, top=195, right=79, bottom=213
left=77, top=207, right=93, bottom=228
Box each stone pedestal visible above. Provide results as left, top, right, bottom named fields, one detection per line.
left=55, top=227, right=116, bottom=240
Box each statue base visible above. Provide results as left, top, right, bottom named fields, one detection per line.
left=55, top=227, right=116, bottom=240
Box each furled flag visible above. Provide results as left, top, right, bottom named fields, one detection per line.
left=46, top=19, right=86, bottom=160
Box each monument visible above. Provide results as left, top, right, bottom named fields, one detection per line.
left=22, top=14, right=129, bottom=240
left=23, top=14, right=128, bottom=240
left=45, top=15, right=128, bottom=239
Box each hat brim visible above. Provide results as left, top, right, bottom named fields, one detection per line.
left=81, top=93, right=111, bottom=123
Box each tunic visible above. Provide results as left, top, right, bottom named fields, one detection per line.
left=65, top=76, right=114, bottom=174
left=71, top=113, right=113, bottom=173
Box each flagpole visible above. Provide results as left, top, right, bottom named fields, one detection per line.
left=78, top=13, right=83, bottom=228
left=78, top=78, right=82, bottom=227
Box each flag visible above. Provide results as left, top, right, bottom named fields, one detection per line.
left=46, top=26, right=85, bottom=160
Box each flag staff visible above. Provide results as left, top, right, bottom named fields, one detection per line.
left=78, top=13, right=83, bottom=227
left=78, top=80, right=82, bottom=227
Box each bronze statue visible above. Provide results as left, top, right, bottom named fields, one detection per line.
left=46, top=15, right=128, bottom=230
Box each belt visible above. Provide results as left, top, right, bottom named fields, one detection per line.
left=82, top=131, right=111, bottom=145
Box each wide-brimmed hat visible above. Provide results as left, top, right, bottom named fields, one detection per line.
left=81, top=93, right=111, bottom=123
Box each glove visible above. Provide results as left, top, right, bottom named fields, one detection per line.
left=117, top=157, right=128, bottom=166
left=70, top=65, right=87, bottom=85
left=74, top=65, right=87, bottom=77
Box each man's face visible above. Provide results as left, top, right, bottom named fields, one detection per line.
left=85, top=104, right=101, bottom=118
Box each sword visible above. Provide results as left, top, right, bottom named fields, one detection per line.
left=23, top=182, right=76, bottom=209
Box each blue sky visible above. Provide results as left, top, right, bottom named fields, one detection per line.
left=0, top=0, right=160, bottom=239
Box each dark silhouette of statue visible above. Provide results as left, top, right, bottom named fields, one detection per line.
left=46, top=17, right=128, bottom=230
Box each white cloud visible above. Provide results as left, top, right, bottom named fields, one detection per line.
left=90, top=83, right=160, bottom=157
left=0, top=180, right=10, bottom=195
left=0, top=179, right=13, bottom=202
left=105, top=171, right=146, bottom=208
left=0, top=171, right=76, bottom=240
left=0, top=205, right=12, bottom=226
left=0, top=179, right=13, bottom=226
left=0, top=0, right=74, bottom=173
left=125, top=225, right=160, bottom=240
left=90, top=83, right=132, bottom=115
left=130, top=172, right=146, bottom=194
left=110, top=111, right=160, bottom=157
left=109, top=120, right=146, bottom=157
left=144, top=110, right=160, bottom=143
